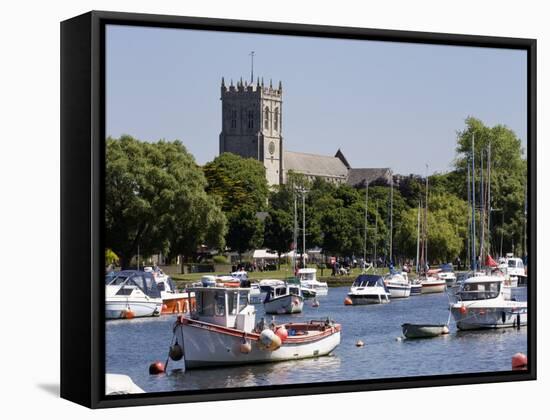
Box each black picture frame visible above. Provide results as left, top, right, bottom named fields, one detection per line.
left=60, top=10, right=537, bottom=409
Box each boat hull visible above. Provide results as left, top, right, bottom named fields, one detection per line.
left=177, top=320, right=341, bottom=368
left=348, top=293, right=390, bottom=305
left=402, top=323, right=448, bottom=339
left=264, top=294, right=304, bottom=314
left=105, top=299, right=162, bottom=319
left=410, top=283, right=422, bottom=295
left=421, top=281, right=446, bottom=294
left=161, top=294, right=195, bottom=315
left=450, top=304, right=527, bottom=330
left=386, top=284, right=411, bottom=298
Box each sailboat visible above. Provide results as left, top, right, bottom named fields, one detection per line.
left=383, top=174, right=411, bottom=298
left=419, top=166, right=446, bottom=294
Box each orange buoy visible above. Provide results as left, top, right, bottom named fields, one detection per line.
left=240, top=339, right=252, bottom=354
left=149, top=361, right=165, bottom=375
left=123, top=309, right=135, bottom=319
left=344, top=297, right=353, bottom=306
left=275, top=325, right=288, bottom=342
left=459, top=305, right=467, bottom=315
left=512, top=352, right=528, bottom=370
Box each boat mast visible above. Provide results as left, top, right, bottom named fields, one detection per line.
left=523, top=178, right=528, bottom=258
left=424, top=164, right=429, bottom=272
left=302, top=189, right=306, bottom=269
left=293, top=190, right=298, bottom=273
left=487, top=143, right=492, bottom=256
left=389, top=173, right=393, bottom=265
left=363, top=182, right=369, bottom=267
left=416, top=199, right=421, bottom=273
left=467, top=159, right=471, bottom=268
left=471, top=133, right=477, bottom=271
left=374, top=200, right=378, bottom=267
left=480, top=149, right=485, bottom=265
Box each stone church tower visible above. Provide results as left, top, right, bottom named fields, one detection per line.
left=219, top=77, right=283, bottom=185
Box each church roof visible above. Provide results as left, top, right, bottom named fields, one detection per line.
left=284, top=151, right=348, bottom=179
left=347, top=168, right=392, bottom=187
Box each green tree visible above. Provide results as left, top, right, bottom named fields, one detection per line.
left=455, top=117, right=527, bottom=257
left=105, top=136, right=226, bottom=268
left=226, top=207, right=264, bottom=260
left=203, top=153, right=269, bottom=213
left=264, top=208, right=294, bottom=268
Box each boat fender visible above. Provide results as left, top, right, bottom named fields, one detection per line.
left=258, top=329, right=282, bottom=351
left=123, top=309, right=135, bottom=319
left=275, top=325, right=288, bottom=342
left=459, top=305, right=467, bottom=315
left=149, top=361, right=165, bottom=375
left=501, top=311, right=506, bottom=324
left=511, top=352, right=527, bottom=370
left=169, top=340, right=184, bottom=361
left=240, top=339, right=252, bottom=354
left=344, top=297, right=353, bottom=306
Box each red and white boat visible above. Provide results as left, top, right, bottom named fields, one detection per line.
left=170, top=284, right=341, bottom=369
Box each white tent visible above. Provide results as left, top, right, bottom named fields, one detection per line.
left=252, top=249, right=279, bottom=260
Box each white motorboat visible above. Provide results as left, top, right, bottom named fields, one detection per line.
left=384, top=271, right=411, bottom=298
left=298, top=268, right=328, bottom=296
left=144, top=266, right=194, bottom=314
left=347, top=274, right=390, bottom=305
left=498, top=256, right=527, bottom=287
left=105, top=270, right=163, bottom=319
left=437, top=264, right=457, bottom=287
left=171, top=285, right=341, bottom=369
left=420, top=273, right=446, bottom=294
left=450, top=275, right=527, bottom=330
left=264, top=282, right=304, bottom=314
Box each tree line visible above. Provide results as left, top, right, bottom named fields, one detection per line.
left=105, top=117, right=527, bottom=269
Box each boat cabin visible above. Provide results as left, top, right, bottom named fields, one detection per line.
left=189, top=286, right=256, bottom=332
left=297, top=268, right=317, bottom=282
left=351, top=274, right=388, bottom=291
left=105, top=270, right=161, bottom=298
left=457, top=277, right=501, bottom=301
left=266, top=284, right=301, bottom=300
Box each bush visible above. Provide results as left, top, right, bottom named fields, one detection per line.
left=213, top=255, right=229, bottom=264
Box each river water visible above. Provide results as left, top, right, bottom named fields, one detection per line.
left=106, top=287, right=527, bottom=393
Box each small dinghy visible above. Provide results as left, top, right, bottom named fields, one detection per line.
left=401, top=323, right=449, bottom=339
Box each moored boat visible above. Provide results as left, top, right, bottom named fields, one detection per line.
left=144, top=266, right=195, bottom=314
left=298, top=268, right=328, bottom=296
left=384, top=271, right=411, bottom=298
left=420, top=274, right=446, bottom=294
left=437, top=263, right=457, bottom=287
left=171, top=285, right=341, bottom=369
left=347, top=274, right=390, bottom=305
left=264, top=282, right=304, bottom=314
left=450, top=275, right=527, bottom=330
left=401, top=323, right=449, bottom=339
left=105, top=270, right=163, bottom=319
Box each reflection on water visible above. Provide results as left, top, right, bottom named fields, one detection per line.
left=106, top=287, right=527, bottom=393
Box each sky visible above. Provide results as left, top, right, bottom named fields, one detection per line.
left=106, top=24, right=527, bottom=176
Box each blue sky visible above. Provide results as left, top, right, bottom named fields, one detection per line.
left=106, top=25, right=527, bottom=176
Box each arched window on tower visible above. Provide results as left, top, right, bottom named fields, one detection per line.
left=230, top=110, right=237, bottom=128
left=248, top=110, right=254, bottom=129
left=274, top=108, right=279, bottom=131
left=264, top=106, right=270, bottom=130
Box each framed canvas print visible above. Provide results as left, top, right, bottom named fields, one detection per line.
left=60, top=10, right=536, bottom=408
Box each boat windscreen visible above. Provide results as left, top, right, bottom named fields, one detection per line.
left=128, top=273, right=161, bottom=298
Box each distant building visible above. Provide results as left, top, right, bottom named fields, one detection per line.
left=219, top=77, right=391, bottom=187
